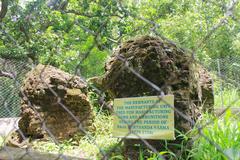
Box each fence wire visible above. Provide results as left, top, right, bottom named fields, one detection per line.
left=0, top=58, right=31, bottom=117
left=0, top=0, right=240, bottom=160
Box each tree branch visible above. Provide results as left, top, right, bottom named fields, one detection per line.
left=0, top=0, right=8, bottom=22
left=0, top=70, right=15, bottom=79
left=64, top=9, right=123, bottom=18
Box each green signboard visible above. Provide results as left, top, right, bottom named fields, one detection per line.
left=113, top=95, right=175, bottom=140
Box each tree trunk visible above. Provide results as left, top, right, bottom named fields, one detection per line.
left=0, top=0, right=8, bottom=22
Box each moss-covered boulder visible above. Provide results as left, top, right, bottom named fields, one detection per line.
left=17, top=64, right=94, bottom=140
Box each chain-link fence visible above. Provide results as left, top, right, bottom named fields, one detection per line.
left=204, top=56, right=240, bottom=84
left=202, top=57, right=240, bottom=108
left=0, top=0, right=240, bottom=160
left=1, top=56, right=239, bottom=118
left=0, top=58, right=31, bottom=117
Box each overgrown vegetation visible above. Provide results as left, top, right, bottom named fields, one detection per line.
left=0, top=102, right=239, bottom=159
left=1, top=0, right=240, bottom=159
left=32, top=112, right=121, bottom=159
left=1, top=0, right=240, bottom=79
left=215, top=87, right=240, bottom=107
left=1, top=109, right=238, bottom=160
left=142, top=111, right=240, bottom=160
left=214, top=77, right=240, bottom=107
left=191, top=111, right=240, bottom=160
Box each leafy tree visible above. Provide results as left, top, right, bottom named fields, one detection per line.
left=0, top=0, right=240, bottom=78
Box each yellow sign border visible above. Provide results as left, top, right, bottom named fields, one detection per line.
left=112, top=95, right=175, bottom=140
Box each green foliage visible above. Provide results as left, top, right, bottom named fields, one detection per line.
left=214, top=87, right=240, bottom=107
left=143, top=111, right=240, bottom=160
left=1, top=110, right=239, bottom=159
left=32, top=112, right=121, bottom=159
left=191, top=111, right=240, bottom=160
left=1, top=1, right=240, bottom=159
left=143, top=131, right=190, bottom=160
left=214, top=77, right=240, bottom=107
left=1, top=0, right=240, bottom=78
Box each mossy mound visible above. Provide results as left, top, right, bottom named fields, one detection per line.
left=17, top=64, right=94, bottom=141
left=101, top=36, right=214, bottom=158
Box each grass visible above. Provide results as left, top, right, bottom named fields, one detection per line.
left=1, top=110, right=239, bottom=160
left=214, top=87, right=240, bottom=108
left=190, top=110, right=240, bottom=160
left=31, top=112, right=122, bottom=159
left=1, top=83, right=240, bottom=159
left=142, top=111, right=240, bottom=160
left=213, top=76, right=240, bottom=107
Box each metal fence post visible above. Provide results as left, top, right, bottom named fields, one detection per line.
left=217, top=58, right=224, bottom=108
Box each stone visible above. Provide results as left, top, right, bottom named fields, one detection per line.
left=16, top=64, right=94, bottom=141
left=101, top=36, right=214, bottom=158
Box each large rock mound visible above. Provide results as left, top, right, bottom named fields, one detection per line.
left=18, top=64, right=94, bottom=140
left=102, top=36, right=214, bottom=157
left=103, top=36, right=213, bottom=132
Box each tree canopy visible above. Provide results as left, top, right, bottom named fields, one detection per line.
left=0, top=0, right=240, bottom=78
